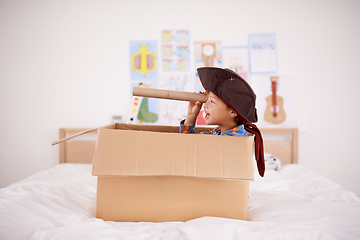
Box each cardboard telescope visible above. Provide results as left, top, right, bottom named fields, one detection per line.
left=132, top=87, right=208, bottom=103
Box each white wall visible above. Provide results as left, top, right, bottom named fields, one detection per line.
left=1, top=0, right=360, bottom=196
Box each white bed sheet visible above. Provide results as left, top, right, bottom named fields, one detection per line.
left=1, top=163, right=360, bottom=240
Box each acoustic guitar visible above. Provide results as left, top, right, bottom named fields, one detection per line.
left=264, top=76, right=286, bottom=124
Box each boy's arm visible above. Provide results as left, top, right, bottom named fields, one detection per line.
left=180, top=101, right=203, bottom=134
left=184, top=101, right=203, bottom=126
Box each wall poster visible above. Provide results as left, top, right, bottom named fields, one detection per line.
left=158, top=30, right=193, bottom=125
left=249, top=33, right=277, bottom=73
left=222, top=46, right=249, bottom=81
left=128, top=40, right=159, bottom=124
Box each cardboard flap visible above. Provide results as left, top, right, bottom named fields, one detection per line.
left=52, top=123, right=116, bottom=146
left=92, top=128, right=254, bottom=180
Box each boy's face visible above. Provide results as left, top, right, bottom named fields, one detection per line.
left=203, top=91, right=237, bottom=127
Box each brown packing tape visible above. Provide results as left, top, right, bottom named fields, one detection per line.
left=133, top=87, right=208, bottom=103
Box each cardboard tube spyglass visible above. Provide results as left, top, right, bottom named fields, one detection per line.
left=132, top=87, right=208, bottom=103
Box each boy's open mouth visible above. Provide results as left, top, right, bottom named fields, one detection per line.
left=204, top=112, right=210, bottom=119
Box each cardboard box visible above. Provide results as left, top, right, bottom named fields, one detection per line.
left=62, top=123, right=254, bottom=222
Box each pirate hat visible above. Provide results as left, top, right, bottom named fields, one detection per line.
left=197, top=67, right=258, bottom=123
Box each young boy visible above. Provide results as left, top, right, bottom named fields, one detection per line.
left=180, top=67, right=265, bottom=177
left=180, top=91, right=249, bottom=136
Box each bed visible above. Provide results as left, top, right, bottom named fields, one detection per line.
left=1, top=127, right=360, bottom=240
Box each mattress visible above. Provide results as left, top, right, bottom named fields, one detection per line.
left=1, top=163, right=360, bottom=240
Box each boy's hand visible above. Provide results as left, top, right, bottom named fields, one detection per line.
left=184, top=101, right=203, bottom=126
